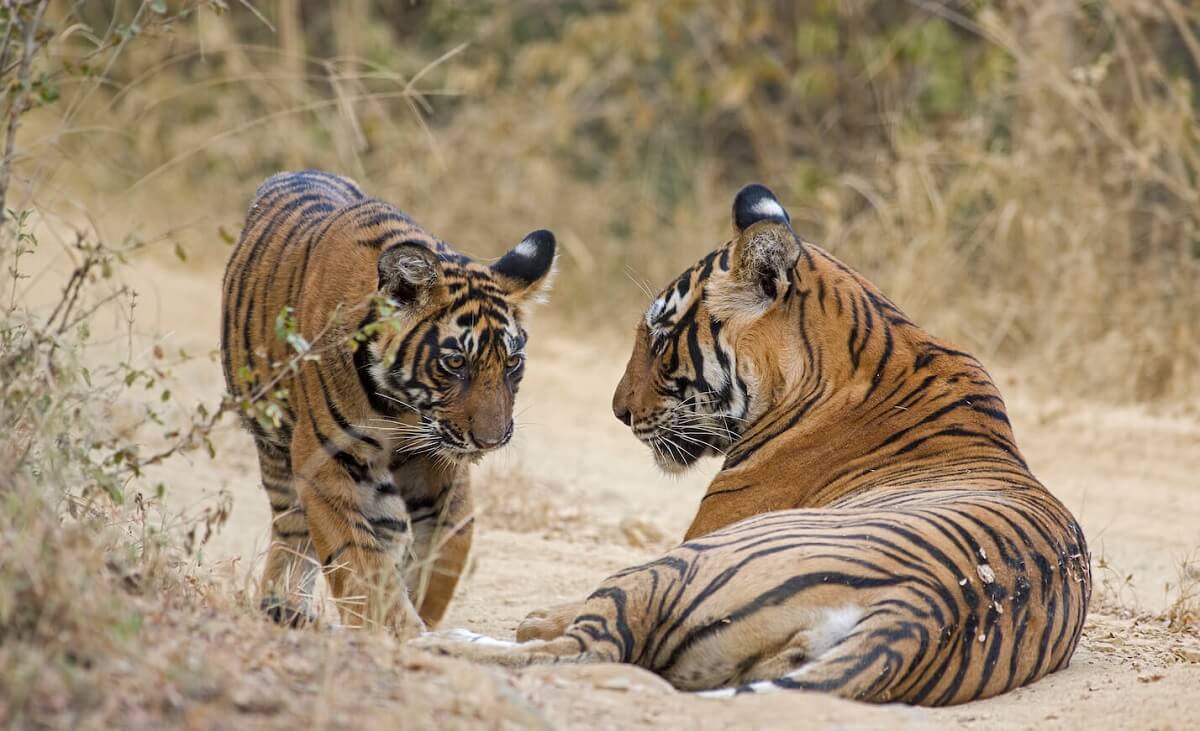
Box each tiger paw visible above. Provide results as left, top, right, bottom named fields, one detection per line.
left=386, top=603, right=427, bottom=642
left=516, top=601, right=580, bottom=642
left=410, top=628, right=519, bottom=658
left=260, top=597, right=316, bottom=628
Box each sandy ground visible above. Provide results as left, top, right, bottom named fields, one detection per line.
left=86, top=253, right=1200, bottom=728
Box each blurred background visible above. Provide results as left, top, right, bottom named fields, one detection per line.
left=20, top=0, right=1200, bottom=402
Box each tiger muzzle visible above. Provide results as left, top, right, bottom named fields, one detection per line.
left=461, top=381, right=514, bottom=451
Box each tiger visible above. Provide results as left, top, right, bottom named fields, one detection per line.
left=220, top=169, right=555, bottom=638
left=412, top=183, right=1091, bottom=705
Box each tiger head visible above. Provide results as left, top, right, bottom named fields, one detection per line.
left=612, top=184, right=801, bottom=472
left=366, top=229, right=556, bottom=460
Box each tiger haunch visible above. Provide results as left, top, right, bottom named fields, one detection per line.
left=421, top=183, right=1089, bottom=705
left=220, top=170, right=555, bottom=636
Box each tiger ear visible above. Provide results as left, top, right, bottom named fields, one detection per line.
left=490, top=229, right=557, bottom=304
left=727, top=184, right=800, bottom=305
left=733, top=183, right=791, bottom=233
left=377, top=242, right=442, bottom=306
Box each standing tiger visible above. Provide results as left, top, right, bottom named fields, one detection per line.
left=221, top=170, right=555, bottom=638
left=414, top=184, right=1090, bottom=705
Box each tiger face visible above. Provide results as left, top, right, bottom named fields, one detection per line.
left=612, top=185, right=800, bottom=472
left=365, top=230, right=556, bottom=460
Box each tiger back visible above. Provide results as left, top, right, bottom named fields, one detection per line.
left=221, top=170, right=555, bottom=636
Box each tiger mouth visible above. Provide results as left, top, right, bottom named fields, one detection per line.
left=646, top=427, right=717, bottom=472
left=428, top=422, right=514, bottom=462
left=437, top=441, right=506, bottom=463
left=392, top=425, right=504, bottom=463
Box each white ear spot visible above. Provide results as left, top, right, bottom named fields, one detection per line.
left=514, top=237, right=539, bottom=258
left=751, top=198, right=786, bottom=219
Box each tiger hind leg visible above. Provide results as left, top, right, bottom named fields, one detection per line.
left=255, top=438, right=319, bottom=627
left=699, top=603, right=925, bottom=704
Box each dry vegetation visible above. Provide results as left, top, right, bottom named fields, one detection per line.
left=2, top=1, right=1198, bottom=728
left=49, top=0, right=1200, bottom=401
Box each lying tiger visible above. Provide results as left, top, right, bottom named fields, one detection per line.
left=221, top=170, right=555, bottom=638
left=414, top=184, right=1091, bottom=705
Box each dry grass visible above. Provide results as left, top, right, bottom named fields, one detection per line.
left=23, top=0, right=1195, bottom=405
left=1165, top=552, right=1200, bottom=632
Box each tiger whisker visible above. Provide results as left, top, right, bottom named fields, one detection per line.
left=669, top=415, right=740, bottom=437
left=358, top=423, right=429, bottom=434
left=623, top=266, right=656, bottom=301
left=676, top=410, right=748, bottom=423
left=670, top=419, right=739, bottom=438
left=662, top=426, right=727, bottom=457
left=374, top=391, right=422, bottom=414
left=656, top=432, right=697, bottom=460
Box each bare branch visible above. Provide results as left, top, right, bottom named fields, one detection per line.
left=0, top=0, right=49, bottom=221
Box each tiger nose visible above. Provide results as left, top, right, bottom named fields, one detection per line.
left=612, top=387, right=634, bottom=426
left=614, top=405, right=632, bottom=427
left=470, top=421, right=511, bottom=449
left=474, top=432, right=505, bottom=449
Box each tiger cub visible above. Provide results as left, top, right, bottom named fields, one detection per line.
left=414, top=184, right=1090, bottom=705
left=221, top=170, right=555, bottom=637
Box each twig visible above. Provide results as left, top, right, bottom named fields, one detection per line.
left=0, top=0, right=49, bottom=222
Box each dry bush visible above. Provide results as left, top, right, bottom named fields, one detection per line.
left=0, top=3, right=235, bottom=724
left=30, top=0, right=1196, bottom=404
left=0, top=217, right=231, bottom=725
left=1165, top=552, right=1200, bottom=633
left=817, top=2, right=1200, bottom=401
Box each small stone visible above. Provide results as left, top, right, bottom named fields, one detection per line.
left=601, top=677, right=631, bottom=691
left=1175, top=645, right=1200, bottom=663
left=977, top=564, right=996, bottom=583
left=232, top=685, right=283, bottom=714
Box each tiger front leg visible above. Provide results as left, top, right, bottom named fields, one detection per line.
left=292, top=438, right=424, bottom=639
left=411, top=629, right=606, bottom=668
left=405, top=472, right=475, bottom=627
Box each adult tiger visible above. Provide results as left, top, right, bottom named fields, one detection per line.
left=413, top=184, right=1090, bottom=705
left=221, top=170, right=555, bottom=638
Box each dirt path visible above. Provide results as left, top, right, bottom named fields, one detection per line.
left=118, top=256, right=1200, bottom=729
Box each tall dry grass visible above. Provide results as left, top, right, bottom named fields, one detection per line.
left=31, top=0, right=1198, bottom=403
